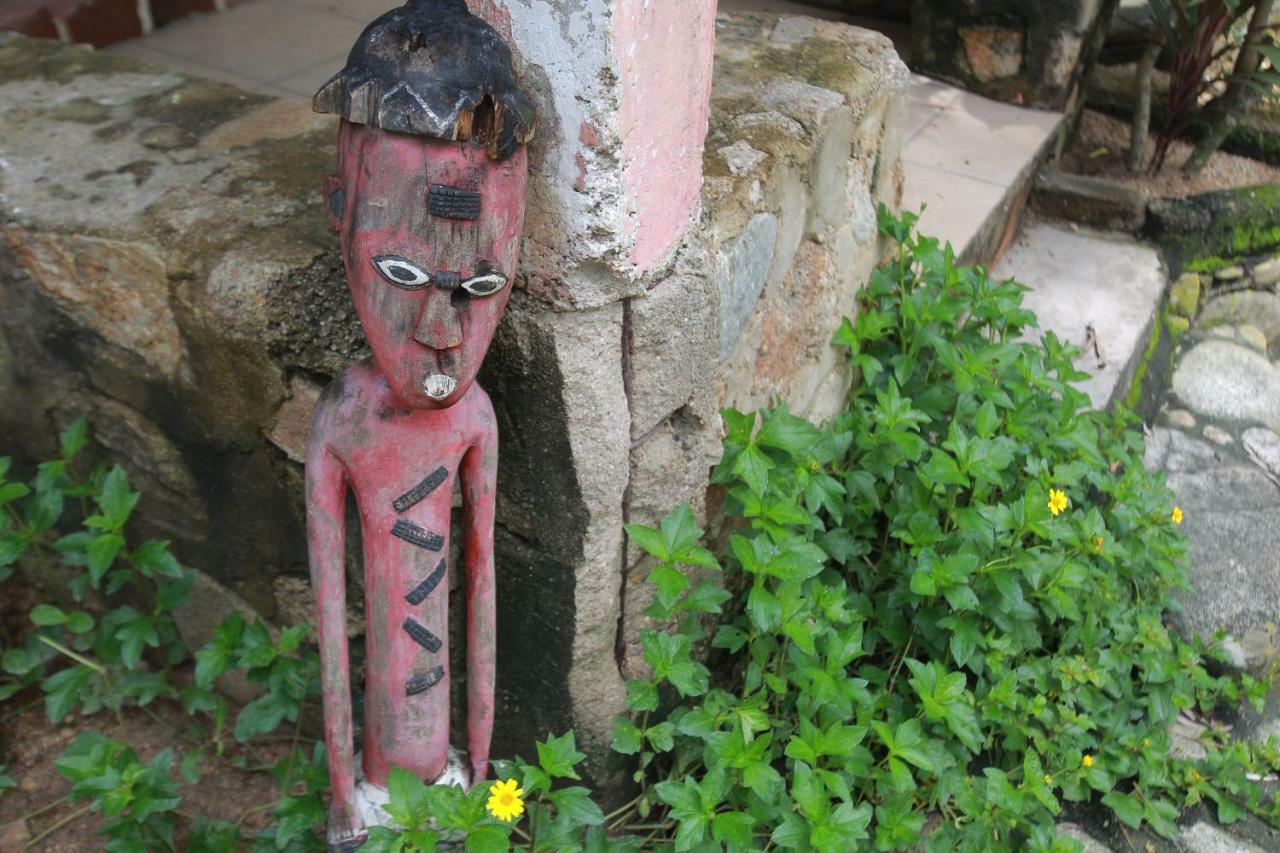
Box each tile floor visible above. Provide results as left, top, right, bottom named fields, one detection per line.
left=106, top=0, right=1064, bottom=257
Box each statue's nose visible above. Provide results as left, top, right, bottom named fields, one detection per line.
left=414, top=292, right=463, bottom=349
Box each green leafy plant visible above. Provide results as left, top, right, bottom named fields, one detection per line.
left=359, top=731, right=629, bottom=853
left=53, top=732, right=184, bottom=852
left=611, top=208, right=1279, bottom=850
left=0, top=420, right=194, bottom=723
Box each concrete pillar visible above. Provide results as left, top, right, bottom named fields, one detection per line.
left=464, top=0, right=719, bottom=781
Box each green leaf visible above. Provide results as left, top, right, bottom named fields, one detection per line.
left=234, top=691, right=291, bottom=741
left=712, top=811, right=756, bottom=847
left=624, top=524, right=668, bottom=561
left=648, top=563, right=690, bottom=610
left=86, top=533, right=126, bottom=584
left=757, top=408, right=821, bottom=454
left=624, top=679, right=658, bottom=713
left=1101, top=791, right=1143, bottom=828
left=732, top=444, right=771, bottom=496
left=60, top=417, right=89, bottom=459
left=30, top=603, right=68, bottom=626
left=537, top=731, right=586, bottom=780
left=611, top=717, right=643, bottom=755
left=548, top=786, right=604, bottom=826
left=464, top=823, right=509, bottom=853
left=95, top=466, right=139, bottom=529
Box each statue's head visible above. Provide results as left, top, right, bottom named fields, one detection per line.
left=315, top=0, right=535, bottom=409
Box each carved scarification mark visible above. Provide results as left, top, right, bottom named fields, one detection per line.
left=393, top=466, right=448, bottom=512
left=403, top=617, right=442, bottom=653
left=428, top=184, right=481, bottom=220
left=406, top=665, right=445, bottom=696
left=391, top=519, right=444, bottom=551
left=405, top=558, right=447, bottom=605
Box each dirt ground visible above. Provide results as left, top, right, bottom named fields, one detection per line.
left=0, top=582, right=312, bottom=851
left=1061, top=109, right=1280, bottom=197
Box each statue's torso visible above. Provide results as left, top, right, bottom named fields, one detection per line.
left=313, top=358, right=496, bottom=786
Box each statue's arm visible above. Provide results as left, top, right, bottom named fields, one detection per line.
left=306, top=430, right=361, bottom=846
left=461, top=419, right=498, bottom=784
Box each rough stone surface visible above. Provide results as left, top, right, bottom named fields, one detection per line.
left=1238, top=324, right=1269, bottom=353
left=1180, top=821, right=1265, bottom=853
left=1215, top=265, right=1246, bottom=282
left=1032, top=168, right=1147, bottom=232
left=266, top=376, right=324, bottom=464
left=1056, top=823, right=1114, bottom=853
left=1203, top=424, right=1234, bottom=445
left=1166, top=408, right=1197, bottom=429
left=1171, top=272, right=1203, bottom=318
left=1148, top=427, right=1280, bottom=675
left=717, top=213, right=778, bottom=361
left=1254, top=255, right=1280, bottom=288
left=1243, top=427, right=1280, bottom=480
left=1172, top=340, right=1280, bottom=429
left=959, top=26, right=1025, bottom=83
left=1199, top=290, right=1280, bottom=344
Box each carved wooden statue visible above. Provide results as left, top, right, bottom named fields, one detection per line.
left=306, top=1, right=534, bottom=847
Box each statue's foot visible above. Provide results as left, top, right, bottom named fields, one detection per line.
left=353, top=748, right=470, bottom=830
left=328, top=833, right=368, bottom=853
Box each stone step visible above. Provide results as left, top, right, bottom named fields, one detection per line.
left=990, top=219, right=1168, bottom=411
left=901, top=77, right=1065, bottom=265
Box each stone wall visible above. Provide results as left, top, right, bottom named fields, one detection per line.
left=0, top=9, right=906, bottom=783
left=911, top=0, right=1115, bottom=110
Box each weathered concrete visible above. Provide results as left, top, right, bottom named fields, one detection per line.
left=1031, top=168, right=1148, bottom=232
left=992, top=220, right=1166, bottom=409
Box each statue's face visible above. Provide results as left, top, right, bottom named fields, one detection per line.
left=332, top=121, right=527, bottom=409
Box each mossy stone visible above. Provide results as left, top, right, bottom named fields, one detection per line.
left=1170, top=272, right=1201, bottom=318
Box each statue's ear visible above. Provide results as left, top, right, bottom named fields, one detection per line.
left=324, top=175, right=344, bottom=234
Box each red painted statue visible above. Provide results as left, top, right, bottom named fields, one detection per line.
left=307, top=1, right=534, bottom=847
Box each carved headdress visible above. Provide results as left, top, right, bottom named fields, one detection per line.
left=313, top=0, right=535, bottom=160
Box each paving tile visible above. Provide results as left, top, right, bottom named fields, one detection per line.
left=904, top=93, right=1061, bottom=188
left=279, top=0, right=402, bottom=23
left=908, top=73, right=960, bottom=109
left=273, top=52, right=347, bottom=96
left=128, top=0, right=365, bottom=84
left=901, top=162, right=1006, bottom=255
left=903, top=102, right=942, bottom=142
left=104, top=38, right=291, bottom=96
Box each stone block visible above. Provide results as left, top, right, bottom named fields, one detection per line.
left=629, top=269, right=719, bottom=439
left=1199, top=291, right=1280, bottom=344
left=267, top=375, right=324, bottom=464
left=959, top=26, right=1025, bottom=83
left=1032, top=168, right=1148, bottom=232
left=717, top=213, right=778, bottom=361
left=1254, top=255, right=1280, bottom=288
left=626, top=396, right=720, bottom=536
left=1170, top=272, right=1202, bottom=318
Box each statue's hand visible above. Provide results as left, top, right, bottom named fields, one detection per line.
left=326, top=802, right=366, bottom=853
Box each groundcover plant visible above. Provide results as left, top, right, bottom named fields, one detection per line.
left=2, top=209, right=1277, bottom=851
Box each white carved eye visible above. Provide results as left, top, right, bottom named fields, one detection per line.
left=461, top=272, right=507, bottom=297
left=372, top=255, right=432, bottom=289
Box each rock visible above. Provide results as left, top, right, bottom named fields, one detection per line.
left=1180, top=821, right=1265, bottom=853
left=1165, top=454, right=1280, bottom=675
left=717, top=213, right=778, bottom=360
left=174, top=571, right=268, bottom=703
left=1143, top=426, right=1223, bottom=473
left=1209, top=325, right=1237, bottom=340
left=958, top=25, right=1025, bottom=83
left=1031, top=169, right=1147, bottom=232
left=1166, top=408, right=1197, bottom=429
left=1242, top=427, right=1280, bottom=480
left=629, top=269, right=719, bottom=439
left=1199, top=290, right=1280, bottom=343
left=266, top=376, right=324, bottom=464
left=718, top=140, right=767, bottom=176
left=1056, top=822, right=1114, bottom=852
left=1171, top=340, right=1280, bottom=429
left=1254, top=255, right=1280, bottom=288
left=1203, top=424, right=1234, bottom=445
left=1169, top=314, right=1190, bottom=337
left=1170, top=271, right=1202, bottom=318
left=0, top=819, right=30, bottom=850
left=1215, top=265, right=1247, bottom=281
left=1238, top=324, right=1269, bottom=353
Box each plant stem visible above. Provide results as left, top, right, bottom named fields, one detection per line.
left=37, top=635, right=104, bottom=674
left=20, top=803, right=92, bottom=851
left=0, top=795, right=71, bottom=830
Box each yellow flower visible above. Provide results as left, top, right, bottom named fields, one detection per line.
left=1082, top=754, right=1094, bottom=768
left=486, top=778, right=525, bottom=822
left=1093, top=535, right=1104, bottom=552
left=1047, top=488, right=1069, bottom=516
left=1043, top=774, right=1053, bottom=785
left=808, top=461, right=820, bottom=473
left=1190, top=769, right=1202, bottom=782
left=1171, top=506, right=1183, bottom=525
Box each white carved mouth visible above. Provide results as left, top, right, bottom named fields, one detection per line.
left=422, top=373, right=458, bottom=400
